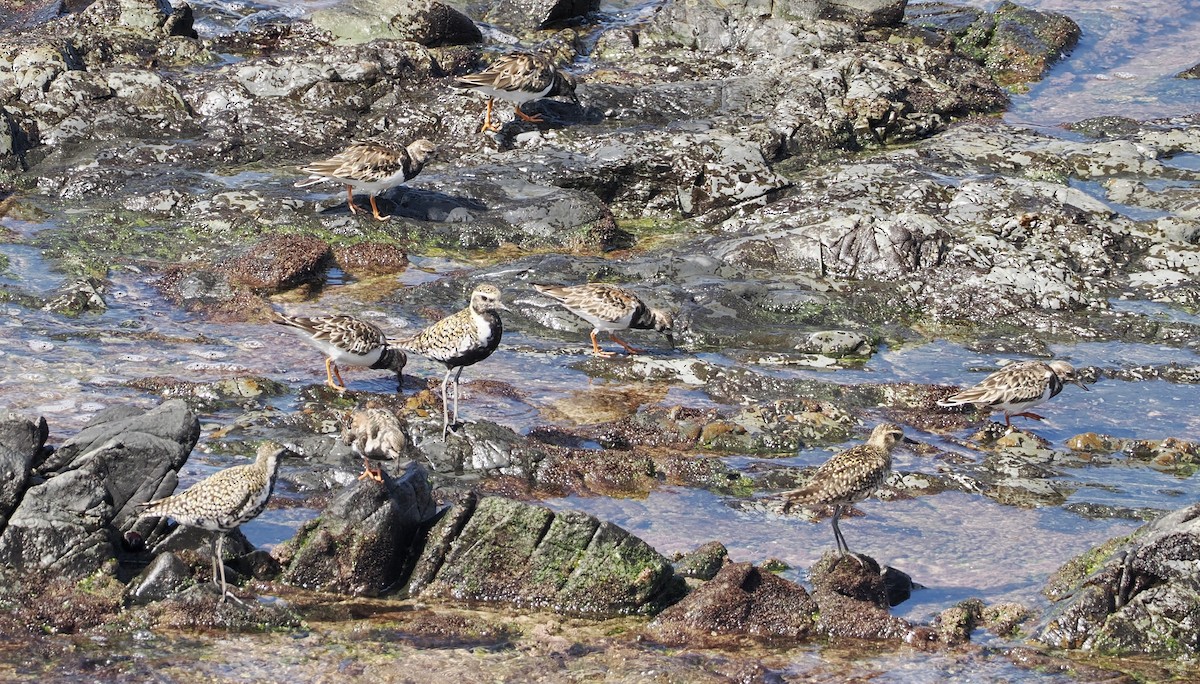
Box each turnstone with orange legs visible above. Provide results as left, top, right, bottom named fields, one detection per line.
left=938, top=360, right=1089, bottom=426
left=342, top=407, right=408, bottom=482
left=295, top=139, right=437, bottom=221
left=273, top=312, right=406, bottom=392
left=455, top=52, right=578, bottom=132
left=533, top=282, right=673, bottom=357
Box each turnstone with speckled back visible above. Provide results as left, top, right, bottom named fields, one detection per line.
left=455, top=52, right=578, bottom=132
left=273, top=312, right=406, bottom=392
left=392, top=285, right=507, bottom=437
left=295, top=139, right=437, bottom=221
left=938, top=360, right=1089, bottom=426
left=533, top=282, right=673, bottom=357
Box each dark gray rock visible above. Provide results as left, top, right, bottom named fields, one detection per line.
left=408, top=494, right=682, bottom=615
left=809, top=552, right=929, bottom=642
left=276, top=461, right=437, bottom=596
left=1178, top=63, right=1200, bottom=80
left=0, top=401, right=198, bottom=579
left=0, top=415, right=48, bottom=528
left=126, top=551, right=192, bottom=604
left=311, top=0, right=480, bottom=47
left=672, top=540, right=729, bottom=580
left=647, top=561, right=817, bottom=643
left=480, top=0, right=600, bottom=32
left=1038, top=503, right=1200, bottom=659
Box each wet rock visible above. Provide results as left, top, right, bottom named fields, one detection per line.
left=42, top=277, right=106, bottom=315
left=1177, top=63, right=1200, bottom=80
left=220, top=234, right=332, bottom=293
left=646, top=561, right=817, bottom=644
left=906, top=1, right=1080, bottom=87
left=672, top=541, right=729, bottom=580
left=408, top=494, right=682, bottom=615
left=480, top=0, right=599, bottom=32
left=1038, top=502, right=1200, bottom=659
left=276, top=461, right=437, bottom=596
left=333, top=241, right=409, bottom=276
left=146, top=582, right=301, bottom=630
left=127, top=376, right=292, bottom=412
left=809, top=552, right=926, bottom=641
left=311, top=0, right=481, bottom=47
left=796, top=330, right=873, bottom=357
left=125, top=551, right=192, bottom=604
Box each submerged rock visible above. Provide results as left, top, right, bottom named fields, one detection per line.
left=311, top=0, right=481, bottom=47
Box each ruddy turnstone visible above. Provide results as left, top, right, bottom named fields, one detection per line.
left=533, top=282, right=673, bottom=357
left=137, top=442, right=289, bottom=601
left=393, top=285, right=507, bottom=437
left=781, top=423, right=905, bottom=558
left=455, top=52, right=579, bottom=133
left=294, top=139, right=437, bottom=221
left=938, top=360, right=1089, bottom=426
left=273, top=312, right=407, bottom=392
left=342, top=407, right=408, bottom=482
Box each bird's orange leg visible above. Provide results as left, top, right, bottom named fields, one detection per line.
left=1011, top=411, right=1046, bottom=422
left=609, top=332, right=645, bottom=355
left=325, top=358, right=346, bottom=391
left=357, top=459, right=384, bottom=482
left=479, top=98, right=500, bottom=133
left=513, top=103, right=545, bottom=123
left=369, top=195, right=391, bottom=222
left=345, top=185, right=366, bottom=215
left=590, top=330, right=615, bottom=358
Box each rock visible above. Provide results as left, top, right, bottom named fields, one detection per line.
left=647, top=561, right=817, bottom=644
left=1177, top=63, right=1200, bottom=80
left=479, top=0, right=600, bottom=33
left=220, top=234, right=332, bottom=292
left=0, top=415, right=48, bottom=527
left=907, top=0, right=1080, bottom=88
left=276, top=461, right=437, bottom=596
left=672, top=541, right=729, bottom=580
left=311, top=0, right=481, bottom=47
left=809, top=552, right=926, bottom=641
left=333, top=241, right=409, bottom=276
left=1037, top=502, right=1200, bottom=659
left=42, top=277, right=106, bottom=316
left=408, top=494, right=682, bottom=616
left=0, top=401, right=199, bottom=578
left=126, top=551, right=192, bottom=604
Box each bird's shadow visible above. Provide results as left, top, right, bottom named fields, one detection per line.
left=320, top=187, right=489, bottom=222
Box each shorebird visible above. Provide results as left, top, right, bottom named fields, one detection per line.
left=937, top=360, right=1089, bottom=426
left=295, top=139, right=437, bottom=221
left=781, top=423, right=906, bottom=558
left=393, top=285, right=507, bottom=437
left=273, top=312, right=406, bottom=392
left=137, top=442, right=288, bottom=601
left=455, top=52, right=578, bottom=133
left=533, top=282, right=673, bottom=357
left=342, top=407, right=408, bottom=482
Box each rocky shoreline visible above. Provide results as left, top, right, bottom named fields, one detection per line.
left=2, top=0, right=1199, bottom=679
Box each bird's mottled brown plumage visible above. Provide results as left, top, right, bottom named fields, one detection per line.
left=455, top=52, right=578, bottom=132
left=393, top=285, right=508, bottom=437
left=938, top=360, right=1088, bottom=426
left=342, top=408, right=408, bottom=482
left=781, top=423, right=904, bottom=557
left=534, top=282, right=673, bottom=356
left=138, top=442, right=287, bottom=600
left=295, top=139, right=437, bottom=220
left=273, top=312, right=406, bottom=392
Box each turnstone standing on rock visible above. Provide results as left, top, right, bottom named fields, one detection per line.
left=781, top=423, right=906, bottom=558
left=137, top=442, right=289, bottom=601
left=533, top=282, right=673, bottom=357
left=455, top=52, right=578, bottom=132
left=273, top=312, right=406, bottom=392
left=294, top=139, right=437, bottom=221
left=393, top=285, right=507, bottom=437
left=938, top=360, right=1089, bottom=426
left=342, top=407, right=408, bottom=482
